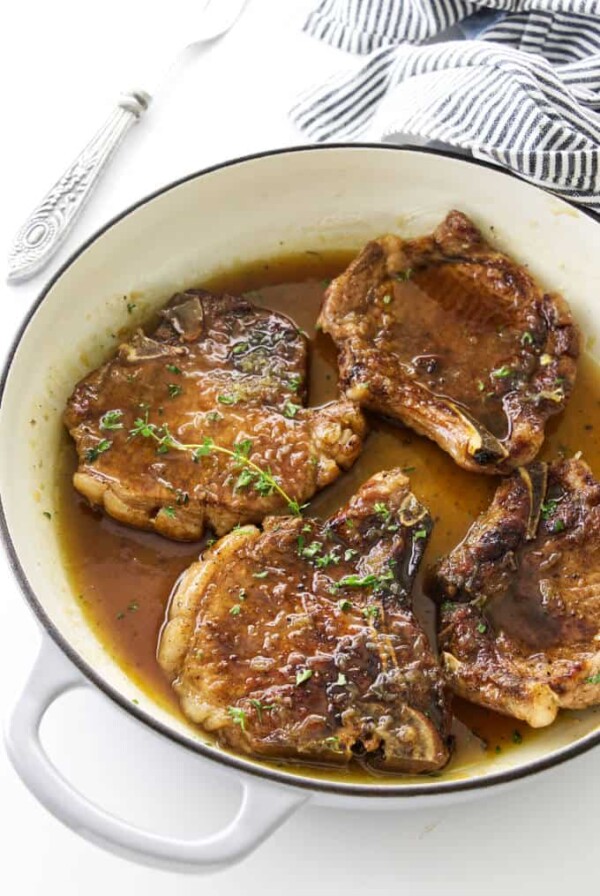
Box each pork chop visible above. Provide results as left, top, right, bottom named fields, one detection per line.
left=430, top=458, right=600, bottom=727
left=64, top=290, right=366, bottom=541
left=318, top=211, right=579, bottom=474
left=159, top=469, right=452, bottom=772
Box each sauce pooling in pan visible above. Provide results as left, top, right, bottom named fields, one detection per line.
left=56, top=251, right=600, bottom=782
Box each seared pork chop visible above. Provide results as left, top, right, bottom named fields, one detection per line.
left=159, top=469, right=451, bottom=772
left=319, top=211, right=579, bottom=474
left=430, top=458, right=600, bottom=727
left=65, top=290, right=366, bottom=541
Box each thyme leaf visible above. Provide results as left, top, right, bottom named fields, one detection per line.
left=227, top=706, right=247, bottom=731
left=85, top=439, right=112, bottom=463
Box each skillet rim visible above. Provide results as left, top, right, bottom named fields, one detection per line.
left=1, top=142, right=599, bottom=799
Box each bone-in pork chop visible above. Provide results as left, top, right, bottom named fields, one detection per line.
left=318, top=211, right=579, bottom=474
left=430, top=458, right=600, bottom=726
left=64, top=290, right=366, bottom=541
left=159, top=469, right=452, bottom=772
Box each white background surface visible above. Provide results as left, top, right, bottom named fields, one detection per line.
left=0, top=1, right=597, bottom=891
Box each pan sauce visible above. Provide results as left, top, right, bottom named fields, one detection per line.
left=57, top=251, right=600, bottom=781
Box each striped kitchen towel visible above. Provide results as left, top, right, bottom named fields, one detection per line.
left=291, top=1, right=600, bottom=210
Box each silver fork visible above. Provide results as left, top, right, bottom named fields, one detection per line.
left=7, top=0, right=248, bottom=283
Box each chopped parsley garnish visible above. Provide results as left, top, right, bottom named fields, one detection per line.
left=491, top=366, right=512, bottom=379
left=43, top=511, right=52, bottom=520
left=295, top=669, right=313, bottom=686
left=227, top=706, right=247, bottom=731
left=413, top=527, right=427, bottom=539
left=283, top=401, right=301, bottom=419
left=315, top=551, right=339, bottom=569
left=402, top=465, right=416, bottom=474
left=206, top=410, right=222, bottom=422
left=288, top=375, right=303, bottom=392
left=99, top=409, right=123, bottom=431
left=553, top=519, right=566, bottom=533
left=253, top=571, right=269, bottom=579
left=166, top=363, right=182, bottom=374
left=336, top=573, right=378, bottom=588
left=338, top=599, right=352, bottom=612
left=162, top=506, right=176, bottom=519
left=167, top=383, right=183, bottom=399
left=84, top=439, right=112, bottom=463
left=382, top=294, right=392, bottom=305
left=301, top=540, right=323, bottom=559
left=249, top=699, right=274, bottom=722
left=335, top=673, right=347, bottom=686
left=512, top=730, right=523, bottom=745
left=541, top=499, right=558, bottom=519
left=374, top=502, right=391, bottom=523
left=585, top=673, right=600, bottom=685
left=477, top=622, right=487, bottom=634
left=336, top=571, right=393, bottom=591
left=217, top=394, right=237, bottom=405
left=362, top=605, right=379, bottom=621
left=232, top=343, right=248, bottom=355
left=127, top=302, right=136, bottom=314
left=230, top=605, right=242, bottom=616
left=344, top=548, right=358, bottom=561
left=477, top=380, right=485, bottom=392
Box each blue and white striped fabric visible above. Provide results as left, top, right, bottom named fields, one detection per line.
left=291, top=1, right=600, bottom=210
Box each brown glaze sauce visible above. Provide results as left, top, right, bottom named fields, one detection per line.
left=384, top=263, right=523, bottom=439
left=56, top=251, right=600, bottom=780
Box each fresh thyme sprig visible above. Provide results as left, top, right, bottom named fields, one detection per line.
left=128, top=412, right=304, bottom=515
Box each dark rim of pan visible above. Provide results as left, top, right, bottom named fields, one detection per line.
left=1, top=144, right=599, bottom=799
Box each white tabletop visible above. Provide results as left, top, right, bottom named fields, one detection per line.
left=1, top=1, right=598, bottom=892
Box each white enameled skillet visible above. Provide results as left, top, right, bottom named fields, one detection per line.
left=1, top=146, right=599, bottom=873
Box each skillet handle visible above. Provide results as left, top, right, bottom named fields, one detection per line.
left=4, top=638, right=308, bottom=872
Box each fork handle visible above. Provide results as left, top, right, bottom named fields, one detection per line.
left=7, top=90, right=151, bottom=283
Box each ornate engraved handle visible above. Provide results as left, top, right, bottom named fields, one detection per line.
left=7, top=91, right=151, bottom=283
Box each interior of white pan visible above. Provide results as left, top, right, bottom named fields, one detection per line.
left=2, top=146, right=600, bottom=795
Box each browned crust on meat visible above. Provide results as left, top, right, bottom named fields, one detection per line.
left=159, top=469, right=452, bottom=772
left=318, top=210, right=580, bottom=474
left=430, top=457, right=600, bottom=726
left=64, top=290, right=366, bottom=541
